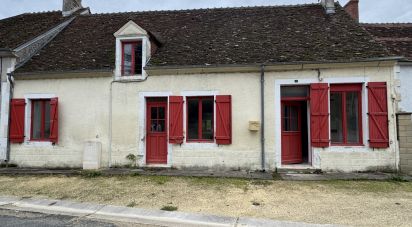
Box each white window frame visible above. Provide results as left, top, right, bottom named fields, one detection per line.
left=115, top=36, right=150, bottom=80
left=181, top=91, right=219, bottom=149
left=23, top=93, right=56, bottom=147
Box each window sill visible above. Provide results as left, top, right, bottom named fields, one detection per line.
left=24, top=141, right=54, bottom=147
left=331, top=143, right=365, bottom=147
left=115, top=75, right=144, bottom=80
left=186, top=140, right=215, bottom=143
left=180, top=142, right=218, bottom=149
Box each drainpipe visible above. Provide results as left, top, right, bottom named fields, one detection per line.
left=260, top=64, right=265, bottom=171
left=6, top=72, right=14, bottom=162
left=108, top=76, right=149, bottom=168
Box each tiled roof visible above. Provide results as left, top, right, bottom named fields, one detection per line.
left=362, top=23, right=412, bottom=60
left=0, top=11, right=68, bottom=49
left=17, top=4, right=392, bottom=73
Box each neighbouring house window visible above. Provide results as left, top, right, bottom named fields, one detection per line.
left=122, top=41, right=143, bottom=76
left=31, top=99, right=51, bottom=141
left=187, top=97, right=214, bottom=141
left=330, top=84, right=363, bottom=145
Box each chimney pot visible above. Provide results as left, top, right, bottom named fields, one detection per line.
left=321, top=0, right=336, bottom=14
left=62, top=0, right=83, bottom=17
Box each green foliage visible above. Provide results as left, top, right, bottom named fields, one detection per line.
left=161, top=205, right=178, bottom=211
left=127, top=201, right=137, bottom=207
left=126, top=154, right=137, bottom=168
left=79, top=170, right=102, bottom=178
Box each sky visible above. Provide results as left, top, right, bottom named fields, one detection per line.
left=0, top=0, right=411, bottom=23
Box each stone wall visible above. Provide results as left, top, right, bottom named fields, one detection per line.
left=398, top=113, right=412, bottom=175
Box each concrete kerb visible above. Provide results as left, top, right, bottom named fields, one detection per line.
left=0, top=196, right=339, bottom=227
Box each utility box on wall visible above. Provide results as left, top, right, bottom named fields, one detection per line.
left=83, top=141, right=102, bottom=170
left=249, top=121, right=260, bottom=131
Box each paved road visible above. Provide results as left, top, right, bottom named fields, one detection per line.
left=0, top=208, right=156, bottom=227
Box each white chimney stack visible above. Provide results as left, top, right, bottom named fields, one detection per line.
left=62, top=0, right=83, bottom=17
left=321, top=0, right=335, bottom=14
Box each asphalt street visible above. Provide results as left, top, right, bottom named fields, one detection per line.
left=0, top=208, right=156, bottom=227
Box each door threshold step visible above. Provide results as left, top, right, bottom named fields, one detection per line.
left=277, top=166, right=322, bottom=174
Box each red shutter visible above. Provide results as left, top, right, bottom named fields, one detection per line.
left=368, top=82, right=389, bottom=148
left=310, top=83, right=330, bottom=147
left=9, top=99, right=25, bottom=143
left=169, top=96, right=184, bottom=144
left=215, top=95, right=232, bottom=145
left=50, top=98, right=59, bottom=144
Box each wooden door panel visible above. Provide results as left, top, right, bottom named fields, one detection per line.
left=281, top=101, right=303, bottom=164
left=146, top=101, right=168, bottom=164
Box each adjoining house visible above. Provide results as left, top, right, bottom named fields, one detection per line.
left=343, top=0, right=412, bottom=174
left=0, top=0, right=403, bottom=172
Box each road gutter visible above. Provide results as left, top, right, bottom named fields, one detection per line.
left=0, top=196, right=339, bottom=227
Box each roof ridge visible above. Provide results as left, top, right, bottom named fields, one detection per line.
left=79, top=3, right=320, bottom=17
left=20, top=10, right=62, bottom=15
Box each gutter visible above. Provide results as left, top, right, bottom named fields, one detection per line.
left=260, top=65, right=265, bottom=171
left=145, top=56, right=404, bottom=72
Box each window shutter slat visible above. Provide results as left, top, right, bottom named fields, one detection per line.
left=215, top=95, right=232, bottom=145
left=368, top=82, right=389, bottom=148
left=50, top=98, right=59, bottom=144
left=9, top=99, right=25, bottom=143
left=310, top=83, right=330, bottom=147
left=169, top=96, right=184, bottom=144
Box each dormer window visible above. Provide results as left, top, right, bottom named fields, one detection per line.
left=114, top=20, right=152, bottom=80
left=122, top=41, right=143, bottom=76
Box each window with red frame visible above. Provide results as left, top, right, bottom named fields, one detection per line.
left=187, top=97, right=214, bottom=141
left=330, top=84, right=363, bottom=145
left=31, top=99, right=51, bottom=141
left=122, top=41, right=143, bottom=76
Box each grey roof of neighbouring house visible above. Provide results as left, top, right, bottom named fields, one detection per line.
left=0, top=11, right=69, bottom=49
left=4, top=3, right=394, bottom=74
left=362, top=23, right=412, bottom=61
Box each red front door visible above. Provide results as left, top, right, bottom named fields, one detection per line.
left=146, top=101, right=168, bottom=164
left=281, top=101, right=303, bottom=164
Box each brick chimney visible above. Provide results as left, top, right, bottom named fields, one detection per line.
left=344, top=0, right=359, bottom=22
left=62, top=0, right=83, bottom=17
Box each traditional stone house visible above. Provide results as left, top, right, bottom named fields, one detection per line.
left=0, top=0, right=402, bottom=172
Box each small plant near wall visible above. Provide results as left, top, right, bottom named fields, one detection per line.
left=126, top=153, right=137, bottom=168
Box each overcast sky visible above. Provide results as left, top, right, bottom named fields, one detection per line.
left=0, top=0, right=411, bottom=23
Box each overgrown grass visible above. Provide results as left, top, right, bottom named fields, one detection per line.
left=79, top=170, right=102, bottom=178
left=310, top=179, right=412, bottom=193
left=189, top=176, right=248, bottom=188
left=145, top=175, right=171, bottom=185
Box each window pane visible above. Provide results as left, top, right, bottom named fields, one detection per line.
left=289, top=106, right=299, bottom=131
left=32, top=101, right=42, bottom=140
left=281, top=86, right=308, bottom=98
left=187, top=99, right=199, bottom=139
left=157, top=120, right=165, bottom=132
left=202, top=99, right=214, bottom=140
left=158, top=107, right=165, bottom=119
left=346, top=92, right=360, bottom=143
left=151, top=107, right=157, bottom=120
left=330, top=93, right=343, bottom=143
left=282, top=105, right=289, bottom=131
left=134, top=43, right=143, bottom=75
left=44, top=101, right=51, bottom=139
left=123, top=43, right=133, bottom=76
left=150, top=120, right=158, bottom=132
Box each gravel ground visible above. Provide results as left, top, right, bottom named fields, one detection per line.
left=0, top=175, right=411, bottom=227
